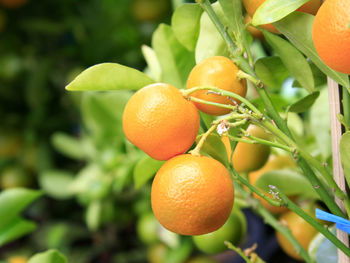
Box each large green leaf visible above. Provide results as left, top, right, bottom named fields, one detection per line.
left=263, top=30, right=314, bottom=93
left=0, top=217, right=36, bottom=247
left=195, top=2, right=230, bottom=63
left=274, top=12, right=349, bottom=88
left=0, top=189, right=42, bottom=230
left=66, top=63, right=155, bottom=91
left=39, top=170, right=75, bottom=200
left=253, top=0, right=308, bottom=25
left=171, top=3, right=202, bottom=51
left=152, top=24, right=195, bottom=89
left=310, top=87, right=331, bottom=159
left=255, top=168, right=318, bottom=198
left=28, top=249, right=67, bottom=263
left=340, top=132, right=350, bottom=180
left=254, top=56, right=289, bottom=91
left=133, top=156, right=165, bottom=189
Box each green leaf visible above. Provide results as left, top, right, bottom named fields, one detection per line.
left=81, top=91, right=131, bottom=143
left=133, top=156, right=165, bottom=189
left=195, top=2, right=230, bottom=63
left=171, top=3, right=203, bottom=51
left=39, top=170, right=75, bottom=200
left=253, top=0, right=308, bottom=25
left=340, top=132, right=350, bottom=179
left=197, top=134, right=228, bottom=166
left=293, top=61, right=327, bottom=88
left=263, top=30, right=314, bottom=93
left=255, top=168, right=318, bottom=198
left=51, top=133, right=85, bottom=160
left=28, top=249, right=67, bottom=263
left=86, top=201, right=102, bottom=231
left=274, top=12, right=349, bottom=88
left=0, top=217, right=36, bottom=247
left=252, top=94, right=289, bottom=113
left=66, top=63, right=155, bottom=91
left=152, top=24, right=195, bottom=89
left=254, top=56, right=289, bottom=91
left=141, top=45, right=162, bottom=82
left=310, top=87, right=331, bottom=159
left=0, top=189, right=42, bottom=230
left=288, top=91, right=320, bottom=113
left=199, top=111, right=216, bottom=131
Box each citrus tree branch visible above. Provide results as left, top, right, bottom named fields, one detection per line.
left=190, top=124, right=218, bottom=156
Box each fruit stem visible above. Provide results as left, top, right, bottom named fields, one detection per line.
left=224, top=241, right=258, bottom=263
left=234, top=183, right=312, bottom=263
left=188, top=96, right=237, bottom=111
left=190, top=124, right=218, bottom=156
left=184, top=86, right=262, bottom=116
left=237, top=70, right=261, bottom=87
left=270, top=186, right=350, bottom=258
left=229, top=165, right=283, bottom=208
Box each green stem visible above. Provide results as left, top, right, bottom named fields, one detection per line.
left=190, top=124, right=217, bottom=156
left=342, top=87, right=350, bottom=128
left=271, top=186, right=350, bottom=257
left=237, top=70, right=260, bottom=86
left=188, top=96, right=237, bottom=111
left=184, top=86, right=262, bottom=116
left=224, top=242, right=255, bottom=263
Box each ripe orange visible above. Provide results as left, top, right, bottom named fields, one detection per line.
left=276, top=209, right=318, bottom=260
left=243, top=0, right=322, bottom=33
left=312, top=0, right=350, bottom=75
left=186, top=56, right=247, bottom=116
left=0, top=0, right=28, bottom=8
left=249, top=155, right=295, bottom=214
left=123, top=83, right=200, bottom=161
left=151, top=154, right=234, bottom=235
left=232, top=125, right=271, bottom=173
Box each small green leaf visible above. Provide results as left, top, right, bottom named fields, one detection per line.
left=171, top=3, right=203, bottom=51
left=263, top=30, right=314, bottom=93
left=0, top=189, right=42, bottom=230
left=274, top=12, right=349, bottom=88
left=152, top=24, right=195, bottom=89
left=197, top=134, right=228, bottom=166
left=86, top=201, right=102, bottom=231
left=254, top=56, right=289, bottom=91
left=195, top=2, right=230, bottom=63
left=66, top=63, right=155, bottom=91
left=0, top=217, right=36, bottom=247
left=255, top=168, right=318, bottom=198
left=289, top=91, right=320, bottom=113
left=39, top=170, right=75, bottom=200
left=28, top=249, right=67, bottom=263
left=340, top=132, right=350, bottom=179
left=133, top=156, right=165, bottom=189
left=51, top=133, right=85, bottom=160
left=141, top=45, right=162, bottom=82
left=253, top=0, right=308, bottom=25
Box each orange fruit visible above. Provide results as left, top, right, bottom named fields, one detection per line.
left=0, top=0, right=27, bottom=8
left=276, top=209, right=318, bottom=260
left=232, top=125, right=271, bottom=173
left=123, top=83, right=200, bottom=161
left=243, top=0, right=321, bottom=33
left=249, top=155, right=295, bottom=214
left=312, top=0, right=350, bottom=75
left=7, top=256, right=27, bottom=263
left=244, top=14, right=264, bottom=39
left=151, top=154, right=234, bottom=235
left=186, top=56, right=247, bottom=116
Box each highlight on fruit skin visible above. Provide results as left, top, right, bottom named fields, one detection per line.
left=122, top=83, right=200, bottom=161
left=186, top=56, right=247, bottom=116
left=151, top=154, right=234, bottom=236
left=312, top=0, right=350, bottom=75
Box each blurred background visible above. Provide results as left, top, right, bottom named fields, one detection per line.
left=0, top=0, right=310, bottom=262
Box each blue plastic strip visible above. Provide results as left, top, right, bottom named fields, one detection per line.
left=316, top=208, right=350, bottom=234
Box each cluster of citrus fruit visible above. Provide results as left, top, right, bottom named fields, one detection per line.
left=123, top=56, right=248, bottom=236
